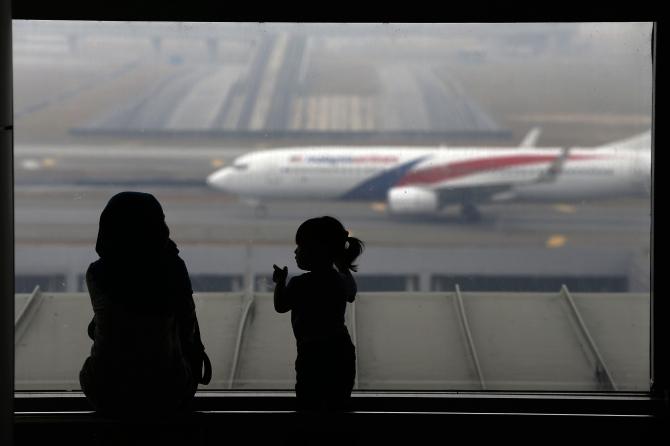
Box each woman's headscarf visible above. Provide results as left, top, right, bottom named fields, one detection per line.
left=96, top=191, right=171, bottom=262
left=93, top=192, right=185, bottom=312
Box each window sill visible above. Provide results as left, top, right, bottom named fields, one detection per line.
left=14, top=392, right=666, bottom=445
left=15, top=390, right=661, bottom=415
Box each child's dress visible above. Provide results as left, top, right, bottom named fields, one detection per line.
left=285, top=267, right=356, bottom=411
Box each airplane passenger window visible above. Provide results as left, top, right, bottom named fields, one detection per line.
left=13, top=22, right=652, bottom=393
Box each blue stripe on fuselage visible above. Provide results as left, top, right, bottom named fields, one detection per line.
left=340, top=156, right=430, bottom=200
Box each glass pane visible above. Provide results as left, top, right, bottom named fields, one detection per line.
left=194, top=293, right=246, bottom=389
left=232, top=295, right=295, bottom=389
left=572, top=293, right=650, bottom=391
left=15, top=291, right=648, bottom=391
left=355, top=293, right=478, bottom=390
left=463, top=293, right=606, bottom=390
left=16, top=294, right=91, bottom=390
left=13, top=22, right=652, bottom=392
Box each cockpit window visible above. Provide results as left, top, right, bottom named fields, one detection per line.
left=233, top=164, right=249, bottom=171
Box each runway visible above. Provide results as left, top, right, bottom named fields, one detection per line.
left=14, top=186, right=650, bottom=246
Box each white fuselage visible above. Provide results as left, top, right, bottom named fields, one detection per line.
left=206, top=137, right=651, bottom=210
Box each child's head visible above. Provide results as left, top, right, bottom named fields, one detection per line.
left=294, top=216, right=364, bottom=272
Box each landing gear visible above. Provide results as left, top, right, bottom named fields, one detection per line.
left=461, top=202, right=482, bottom=223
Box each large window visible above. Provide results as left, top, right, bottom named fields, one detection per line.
left=13, top=22, right=652, bottom=392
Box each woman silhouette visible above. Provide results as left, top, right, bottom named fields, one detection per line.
left=79, top=191, right=210, bottom=415
left=273, top=216, right=364, bottom=412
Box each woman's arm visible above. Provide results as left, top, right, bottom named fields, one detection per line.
left=173, top=259, right=212, bottom=384
left=273, top=265, right=292, bottom=313
left=175, top=259, right=198, bottom=347
left=87, top=318, right=96, bottom=340
left=85, top=262, right=109, bottom=354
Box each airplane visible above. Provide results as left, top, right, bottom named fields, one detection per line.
left=205, top=129, right=652, bottom=222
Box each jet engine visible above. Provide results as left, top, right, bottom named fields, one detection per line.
left=387, top=186, right=439, bottom=214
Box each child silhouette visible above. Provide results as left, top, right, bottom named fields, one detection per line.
left=273, top=216, right=364, bottom=412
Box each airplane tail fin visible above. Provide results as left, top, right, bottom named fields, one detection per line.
left=593, top=130, right=651, bottom=151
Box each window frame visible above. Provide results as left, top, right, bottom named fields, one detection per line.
left=2, top=6, right=664, bottom=441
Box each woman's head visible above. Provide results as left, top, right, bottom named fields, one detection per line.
left=294, top=216, right=364, bottom=272
left=95, top=191, right=171, bottom=261
left=93, top=192, right=183, bottom=314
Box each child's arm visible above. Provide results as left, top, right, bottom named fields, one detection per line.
left=273, top=264, right=292, bottom=313
left=335, top=260, right=357, bottom=303
left=340, top=268, right=357, bottom=303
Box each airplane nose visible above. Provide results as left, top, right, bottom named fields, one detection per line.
left=206, top=168, right=231, bottom=191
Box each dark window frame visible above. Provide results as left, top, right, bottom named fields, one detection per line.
left=2, top=5, right=664, bottom=441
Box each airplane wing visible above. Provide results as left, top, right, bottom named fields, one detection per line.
left=406, top=127, right=557, bottom=194
left=519, top=127, right=542, bottom=148
left=426, top=129, right=651, bottom=204
left=406, top=151, right=565, bottom=191
left=407, top=150, right=568, bottom=205
left=535, top=147, right=570, bottom=183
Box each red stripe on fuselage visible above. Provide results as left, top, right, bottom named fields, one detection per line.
left=396, top=154, right=604, bottom=186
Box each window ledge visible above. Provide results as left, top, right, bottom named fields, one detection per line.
left=15, top=390, right=662, bottom=415
left=15, top=392, right=667, bottom=445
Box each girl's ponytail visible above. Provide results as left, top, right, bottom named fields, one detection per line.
left=342, top=236, right=364, bottom=272
left=311, top=215, right=364, bottom=272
